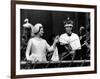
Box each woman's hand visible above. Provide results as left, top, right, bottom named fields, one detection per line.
left=54, top=35, right=59, bottom=44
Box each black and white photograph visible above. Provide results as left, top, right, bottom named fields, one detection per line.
left=11, top=1, right=97, bottom=78
left=20, top=9, right=90, bottom=69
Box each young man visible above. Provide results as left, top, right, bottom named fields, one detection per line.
left=25, top=23, right=59, bottom=62
left=59, top=17, right=81, bottom=60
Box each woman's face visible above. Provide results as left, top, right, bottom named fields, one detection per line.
left=38, top=27, right=44, bottom=36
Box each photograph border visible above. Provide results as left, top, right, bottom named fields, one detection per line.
left=11, top=0, right=97, bottom=79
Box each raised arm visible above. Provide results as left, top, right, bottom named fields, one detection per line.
left=46, top=35, right=59, bottom=52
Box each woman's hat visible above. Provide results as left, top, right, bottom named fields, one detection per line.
left=32, top=23, right=43, bottom=35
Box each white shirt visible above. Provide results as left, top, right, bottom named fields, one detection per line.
left=59, top=33, right=81, bottom=50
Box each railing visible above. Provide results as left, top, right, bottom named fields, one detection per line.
left=20, top=60, right=90, bottom=69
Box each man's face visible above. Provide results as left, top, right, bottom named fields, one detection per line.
left=65, top=26, right=72, bottom=34
left=38, top=27, right=44, bottom=36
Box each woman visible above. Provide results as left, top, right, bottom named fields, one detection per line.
left=25, top=23, right=59, bottom=62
